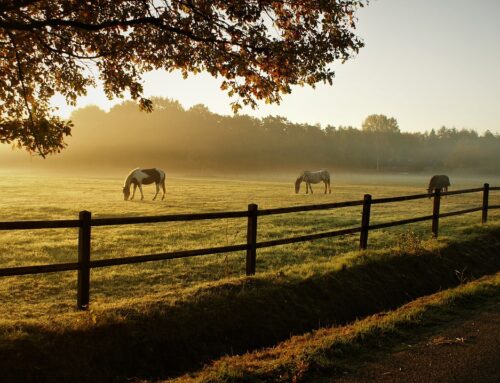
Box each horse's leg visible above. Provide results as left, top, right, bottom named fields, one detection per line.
left=153, top=183, right=159, bottom=200
left=328, top=180, right=331, bottom=194
left=138, top=184, right=144, bottom=200
left=161, top=178, right=166, bottom=200
left=309, top=183, right=313, bottom=194
left=131, top=184, right=137, bottom=200
left=305, top=182, right=309, bottom=194
left=324, top=181, right=327, bottom=194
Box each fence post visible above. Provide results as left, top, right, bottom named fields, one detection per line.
left=482, top=183, right=490, bottom=224
left=246, top=203, right=258, bottom=276
left=77, top=211, right=91, bottom=310
left=359, top=194, right=372, bottom=250
left=432, top=188, right=441, bottom=238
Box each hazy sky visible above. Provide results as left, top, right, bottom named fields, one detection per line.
left=51, top=0, right=500, bottom=134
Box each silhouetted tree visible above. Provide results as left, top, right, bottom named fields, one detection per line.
left=362, top=114, right=400, bottom=171
left=0, top=0, right=367, bottom=156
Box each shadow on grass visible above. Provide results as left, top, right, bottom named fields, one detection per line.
left=2, top=228, right=500, bottom=383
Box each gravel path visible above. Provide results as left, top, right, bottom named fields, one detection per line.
left=332, top=302, right=500, bottom=383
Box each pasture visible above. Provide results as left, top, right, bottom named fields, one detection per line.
left=0, top=171, right=499, bottom=325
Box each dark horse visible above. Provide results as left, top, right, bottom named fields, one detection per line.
left=427, top=174, right=450, bottom=198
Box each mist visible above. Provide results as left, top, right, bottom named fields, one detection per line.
left=1, top=98, right=499, bottom=177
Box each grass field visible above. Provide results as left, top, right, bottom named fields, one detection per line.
left=0, top=171, right=499, bottom=324
left=1, top=171, right=500, bottom=382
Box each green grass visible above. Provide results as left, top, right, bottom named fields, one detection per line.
left=0, top=172, right=499, bottom=323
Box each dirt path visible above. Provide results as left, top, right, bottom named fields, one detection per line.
left=331, top=302, right=500, bottom=383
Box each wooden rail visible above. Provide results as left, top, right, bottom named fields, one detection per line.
left=91, top=210, right=249, bottom=226
left=0, top=219, right=80, bottom=230
left=0, top=183, right=498, bottom=309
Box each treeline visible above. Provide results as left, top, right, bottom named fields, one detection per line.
left=3, top=98, right=500, bottom=174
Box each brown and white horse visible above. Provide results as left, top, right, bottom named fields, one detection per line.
left=295, top=170, right=331, bottom=194
left=123, top=168, right=166, bottom=201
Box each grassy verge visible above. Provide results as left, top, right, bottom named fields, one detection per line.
left=0, top=226, right=499, bottom=382
left=168, top=273, right=500, bottom=383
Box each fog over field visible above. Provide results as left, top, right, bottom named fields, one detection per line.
left=1, top=98, right=500, bottom=177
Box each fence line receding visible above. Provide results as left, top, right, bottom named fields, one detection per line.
left=0, top=183, right=498, bottom=310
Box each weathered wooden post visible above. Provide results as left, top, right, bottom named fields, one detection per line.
left=359, top=194, right=372, bottom=250
left=432, top=188, right=441, bottom=238
left=77, top=210, right=91, bottom=310
left=246, top=203, right=258, bottom=276
left=482, top=183, right=490, bottom=224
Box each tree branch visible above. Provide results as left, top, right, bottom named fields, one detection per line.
left=8, top=32, right=46, bottom=157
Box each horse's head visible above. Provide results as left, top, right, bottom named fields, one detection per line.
left=123, top=186, right=130, bottom=201
left=295, top=177, right=302, bottom=194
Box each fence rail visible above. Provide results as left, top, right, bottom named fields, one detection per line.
left=0, top=219, right=80, bottom=230
left=91, top=210, right=249, bottom=226
left=0, top=183, right=498, bottom=309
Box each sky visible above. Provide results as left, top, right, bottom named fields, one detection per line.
left=51, top=0, right=500, bottom=134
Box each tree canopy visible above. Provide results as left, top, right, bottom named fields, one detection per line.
left=362, top=114, right=400, bottom=134
left=0, top=0, right=367, bottom=156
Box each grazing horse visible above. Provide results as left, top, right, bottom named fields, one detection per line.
left=295, top=170, right=331, bottom=194
left=123, top=168, right=166, bottom=201
left=427, top=174, right=450, bottom=197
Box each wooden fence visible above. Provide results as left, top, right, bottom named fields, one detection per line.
left=0, top=183, right=499, bottom=310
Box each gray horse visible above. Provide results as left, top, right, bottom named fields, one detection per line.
left=295, top=170, right=331, bottom=194
left=427, top=175, right=450, bottom=197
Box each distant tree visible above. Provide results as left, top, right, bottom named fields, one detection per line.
left=0, top=0, right=367, bottom=156
left=361, top=114, right=400, bottom=170
left=427, top=128, right=437, bottom=140
left=483, top=130, right=495, bottom=139
left=189, top=104, right=211, bottom=116
left=361, top=114, right=400, bottom=134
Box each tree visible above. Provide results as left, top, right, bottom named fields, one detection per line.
left=361, top=114, right=400, bottom=134
left=361, top=114, right=400, bottom=170
left=0, top=0, right=367, bottom=156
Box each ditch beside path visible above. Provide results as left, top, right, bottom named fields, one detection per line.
left=331, top=302, right=500, bottom=383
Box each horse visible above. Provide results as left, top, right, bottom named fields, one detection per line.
left=295, top=170, right=331, bottom=194
left=427, top=174, right=450, bottom=197
left=123, top=168, right=166, bottom=201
